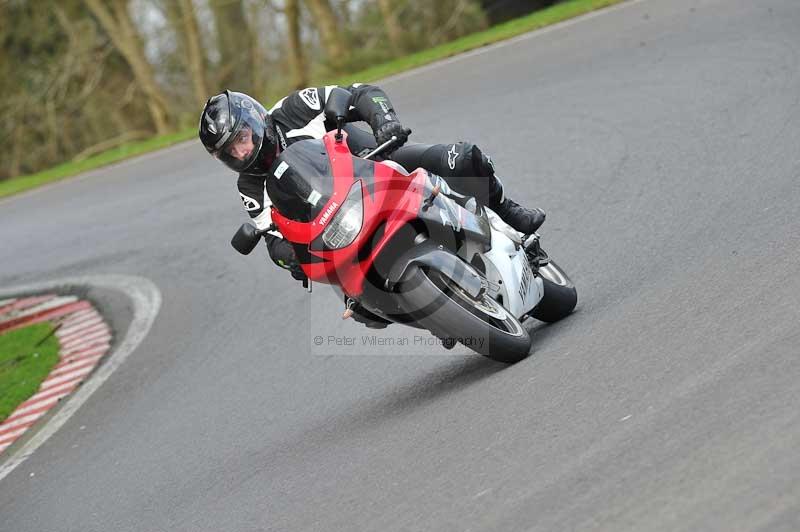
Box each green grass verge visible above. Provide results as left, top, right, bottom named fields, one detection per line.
left=0, top=323, right=60, bottom=422
left=0, top=0, right=627, bottom=200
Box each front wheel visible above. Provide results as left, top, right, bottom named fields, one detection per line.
left=396, top=266, right=532, bottom=363
left=531, top=260, right=578, bottom=323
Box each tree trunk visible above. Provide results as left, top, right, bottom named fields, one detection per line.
left=248, top=4, right=266, bottom=97
left=177, top=0, right=209, bottom=107
left=83, top=0, right=173, bottom=134
left=285, top=0, right=308, bottom=89
left=303, top=0, right=347, bottom=73
left=161, top=0, right=208, bottom=105
left=377, top=0, right=403, bottom=56
left=8, top=124, right=22, bottom=178
left=209, top=0, right=253, bottom=92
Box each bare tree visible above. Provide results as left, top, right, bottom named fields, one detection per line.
left=178, top=0, right=210, bottom=107
left=83, top=0, right=173, bottom=134
left=377, top=0, right=403, bottom=56
left=246, top=1, right=268, bottom=97
left=285, top=0, right=308, bottom=88
left=161, top=0, right=210, bottom=106
left=303, top=0, right=347, bottom=73
left=209, top=0, right=254, bottom=91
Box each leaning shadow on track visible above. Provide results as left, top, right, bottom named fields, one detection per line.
left=275, top=354, right=510, bottom=453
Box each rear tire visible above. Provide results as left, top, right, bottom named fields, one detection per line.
left=531, top=260, right=577, bottom=323
left=397, top=266, right=532, bottom=363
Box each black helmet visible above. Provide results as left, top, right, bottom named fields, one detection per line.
left=199, top=90, right=278, bottom=175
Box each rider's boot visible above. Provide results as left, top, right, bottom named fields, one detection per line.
left=493, top=197, right=546, bottom=235
left=489, top=178, right=546, bottom=234
left=483, top=165, right=545, bottom=235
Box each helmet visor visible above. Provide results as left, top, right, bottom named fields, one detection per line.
left=215, top=106, right=265, bottom=173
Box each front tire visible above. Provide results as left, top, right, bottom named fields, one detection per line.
left=397, top=266, right=532, bottom=363
left=531, top=260, right=577, bottom=323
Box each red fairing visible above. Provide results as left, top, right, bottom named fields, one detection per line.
left=270, top=131, right=425, bottom=297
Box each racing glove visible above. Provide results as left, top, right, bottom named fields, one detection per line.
left=374, top=122, right=411, bottom=154
left=265, top=234, right=307, bottom=281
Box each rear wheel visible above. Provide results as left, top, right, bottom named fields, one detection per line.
left=397, top=266, right=532, bottom=363
left=531, top=260, right=577, bottom=323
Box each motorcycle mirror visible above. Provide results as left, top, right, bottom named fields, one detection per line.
left=324, top=87, right=353, bottom=124
left=231, top=223, right=261, bottom=255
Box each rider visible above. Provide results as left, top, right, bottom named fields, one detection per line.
left=198, top=85, right=546, bottom=280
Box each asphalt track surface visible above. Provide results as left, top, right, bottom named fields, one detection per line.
left=2, top=0, right=799, bottom=530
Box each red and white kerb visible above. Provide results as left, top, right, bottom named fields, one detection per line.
left=0, top=295, right=111, bottom=454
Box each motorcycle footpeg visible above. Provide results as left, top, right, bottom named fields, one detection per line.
left=523, top=233, right=550, bottom=268
left=527, top=246, right=549, bottom=268
left=342, top=298, right=357, bottom=320
left=535, top=248, right=550, bottom=266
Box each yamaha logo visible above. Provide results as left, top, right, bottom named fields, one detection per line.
left=319, top=201, right=339, bottom=226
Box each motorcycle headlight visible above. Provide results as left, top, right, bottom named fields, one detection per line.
left=321, top=180, right=363, bottom=249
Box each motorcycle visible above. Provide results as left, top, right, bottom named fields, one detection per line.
left=231, top=88, right=577, bottom=363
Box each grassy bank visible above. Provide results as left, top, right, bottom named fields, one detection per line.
left=0, top=0, right=628, bottom=200
left=0, top=323, right=60, bottom=422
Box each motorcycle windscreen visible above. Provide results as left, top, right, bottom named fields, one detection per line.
left=266, top=140, right=334, bottom=223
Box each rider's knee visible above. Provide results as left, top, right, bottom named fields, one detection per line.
left=470, top=144, right=496, bottom=178
left=441, top=142, right=496, bottom=178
